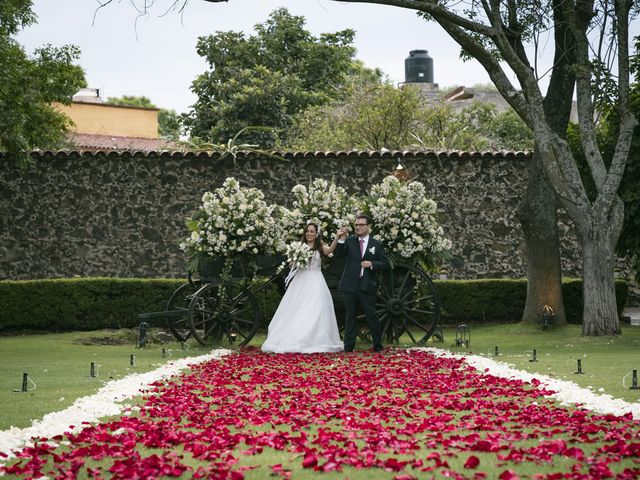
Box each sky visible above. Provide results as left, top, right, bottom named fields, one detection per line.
left=16, top=0, right=497, bottom=113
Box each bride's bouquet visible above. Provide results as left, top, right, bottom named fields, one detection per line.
left=285, top=242, right=314, bottom=269
left=282, top=242, right=315, bottom=287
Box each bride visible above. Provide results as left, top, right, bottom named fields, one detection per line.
left=261, top=222, right=343, bottom=353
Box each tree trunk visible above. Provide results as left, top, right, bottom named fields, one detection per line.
left=515, top=0, right=573, bottom=327
left=517, top=151, right=567, bottom=326
left=580, top=205, right=623, bottom=335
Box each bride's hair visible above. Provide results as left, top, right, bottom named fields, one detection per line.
left=301, top=222, right=324, bottom=255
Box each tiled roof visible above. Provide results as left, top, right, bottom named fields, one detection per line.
left=67, top=133, right=175, bottom=151
left=26, top=149, right=532, bottom=159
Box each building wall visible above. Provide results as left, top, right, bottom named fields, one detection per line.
left=0, top=150, right=584, bottom=280
left=53, top=102, right=159, bottom=139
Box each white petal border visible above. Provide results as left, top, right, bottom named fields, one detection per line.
left=0, top=349, right=233, bottom=461
left=416, top=347, right=640, bottom=419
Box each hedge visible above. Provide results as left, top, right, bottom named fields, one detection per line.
left=435, top=278, right=629, bottom=325
left=0, top=277, right=629, bottom=332
left=0, top=278, right=184, bottom=332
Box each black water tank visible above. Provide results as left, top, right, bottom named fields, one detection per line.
left=405, top=50, right=433, bottom=83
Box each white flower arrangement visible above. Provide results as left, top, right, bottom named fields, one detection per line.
left=280, top=178, right=357, bottom=243
left=365, top=176, right=452, bottom=261
left=284, top=242, right=314, bottom=269
left=180, top=177, right=283, bottom=271
left=179, top=176, right=450, bottom=271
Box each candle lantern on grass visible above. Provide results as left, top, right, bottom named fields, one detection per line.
left=455, top=324, right=470, bottom=347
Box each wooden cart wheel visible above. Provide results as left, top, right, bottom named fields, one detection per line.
left=356, top=262, right=440, bottom=345
left=166, top=281, right=201, bottom=342
left=380, top=262, right=440, bottom=344
left=188, top=280, right=260, bottom=346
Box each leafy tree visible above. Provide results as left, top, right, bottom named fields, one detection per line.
left=106, top=95, right=182, bottom=141
left=345, top=60, right=385, bottom=88
left=568, top=38, right=640, bottom=283
left=489, top=109, right=534, bottom=151
left=183, top=8, right=366, bottom=146
left=0, top=0, right=86, bottom=166
left=157, top=109, right=182, bottom=141
left=105, top=95, right=154, bottom=108
left=287, top=83, right=532, bottom=151
left=202, top=0, right=637, bottom=335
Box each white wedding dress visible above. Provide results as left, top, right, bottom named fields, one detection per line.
left=261, top=250, right=344, bottom=353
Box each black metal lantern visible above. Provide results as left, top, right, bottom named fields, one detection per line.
left=137, top=321, right=149, bottom=348
left=455, top=324, right=470, bottom=347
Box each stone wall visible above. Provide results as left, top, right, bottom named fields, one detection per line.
left=0, top=150, right=583, bottom=280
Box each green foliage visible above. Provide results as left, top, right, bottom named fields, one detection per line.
left=344, top=59, right=384, bottom=89
left=175, top=126, right=283, bottom=163
left=567, top=43, right=640, bottom=281
left=561, top=278, right=629, bottom=324
left=0, top=277, right=627, bottom=333
left=183, top=8, right=365, bottom=146
left=0, top=278, right=184, bottom=332
left=435, top=278, right=628, bottom=325
left=608, top=83, right=640, bottom=282
left=106, top=95, right=182, bottom=141
left=158, top=108, right=182, bottom=141
left=489, top=108, right=533, bottom=150
left=287, top=83, right=533, bottom=151
left=0, top=0, right=86, bottom=166
left=105, top=95, right=154, bottom=108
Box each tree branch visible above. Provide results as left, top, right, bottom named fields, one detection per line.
left=324, top=0, right=497, bottom=36
left=560, top=0, right=609, bottom=192
left=433, top=17, right=532, bottom=124
left=595, top=0, right=638, bottom=215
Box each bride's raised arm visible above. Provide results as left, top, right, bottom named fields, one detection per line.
left=322, top=227, right=348, bottom=256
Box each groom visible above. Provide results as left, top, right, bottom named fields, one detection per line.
left=335, top=215, right=389, bottom=352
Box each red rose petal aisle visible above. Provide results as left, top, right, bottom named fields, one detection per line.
left=2, top=349, right=639, bottom=479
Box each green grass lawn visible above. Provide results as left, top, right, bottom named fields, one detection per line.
left=0, top=330, right=212, bottom=430
left=436, top=322, right=640, bottom=404
left=0, top=323, right=638, bottom=432
left=3, top=346, right=638, bottom=479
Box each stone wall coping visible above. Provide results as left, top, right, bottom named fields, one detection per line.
left=14, top=149, right=533, bottom=161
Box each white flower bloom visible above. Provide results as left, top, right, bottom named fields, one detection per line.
left=366, top=176, right=450, bottom=260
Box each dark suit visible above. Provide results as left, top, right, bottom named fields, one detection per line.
left=335, top=236, right=389, bottom=351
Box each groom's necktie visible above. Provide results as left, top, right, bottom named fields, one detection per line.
left=359, top=238, right=365, bottom=277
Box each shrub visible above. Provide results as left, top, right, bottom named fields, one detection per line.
left=435, top=279, right=526, bottom=324
left=0, top=278, right=184, bottom=332
left=0, top=277, right=629, bottom=332
left=434, top=278, right=629, bottom=325
left=561, top=278, right=629, bottom=324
